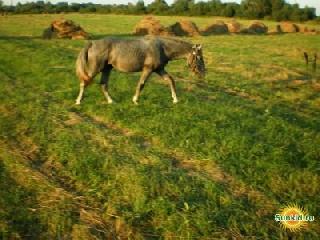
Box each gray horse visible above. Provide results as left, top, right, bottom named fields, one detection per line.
left=75, top=36, right=205, bottom=105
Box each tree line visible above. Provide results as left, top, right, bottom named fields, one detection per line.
left=0, top=0, right=318, bottom=22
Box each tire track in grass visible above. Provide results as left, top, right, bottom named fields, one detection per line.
left=174, top=76, right=320, bottom=134
left=70, top=109, right=320, bottom=237
left=0, top=100, right=139, bottom=238
left=174, top=77, right=263, bottom=102
left=1, top=108, right=238, bottom=239
left=72, top=110, right=278, bottom=217
left=68, top=109, right=317, bottom=237
left=60, top=110, right=272, bottom=239
left=1, top=99, right=235, bottom=238
left=0, top=140, right=116, bottom=239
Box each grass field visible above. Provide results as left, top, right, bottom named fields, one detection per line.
left=0, top=14, right=320, bottom=239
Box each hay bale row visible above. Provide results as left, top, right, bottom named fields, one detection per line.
left=268, top=22, right=318, bottom=35
left=133, top=17, right=319, bottom=37
left=43, top=19, right=89, bottom=40
left=42, top=17, right=320, bottom=40
left=202, top=20, right=268, bottom=35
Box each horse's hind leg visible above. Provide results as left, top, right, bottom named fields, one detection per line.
left=133, top=68, right=152, bottom=104
left=100, top=67, right=113, bottom=104
left=156, top=69, right=178, bottom=104
left=75, top=81, right=85, bottom=105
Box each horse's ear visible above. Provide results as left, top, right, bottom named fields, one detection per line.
left=197, top=44, right=202, bottom=50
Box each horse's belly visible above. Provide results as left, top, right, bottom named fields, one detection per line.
left=116, top=63, right=144, bottom=72
left=111, top=59, right=144, bottom=73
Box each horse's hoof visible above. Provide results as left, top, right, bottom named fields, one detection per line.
left=75, top=101, right=81, bottom=105
left=132, top=96, right=139, bottom=105
left=173, top=99, right=178, bottom=104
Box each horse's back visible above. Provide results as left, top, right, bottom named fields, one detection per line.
left=95, top=37, right=165, bottom=72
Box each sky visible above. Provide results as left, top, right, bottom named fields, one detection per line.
left=3, top=0, right=320, bottom=15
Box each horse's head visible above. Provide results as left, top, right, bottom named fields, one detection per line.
left=187, top=44, right=206, bottom=78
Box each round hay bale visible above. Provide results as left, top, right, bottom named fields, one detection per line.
left=134, top=16, right=173, bottom=36
left=302, top=27, right=317, bottom=34
left=227, top=20, right=241, bottom=33
left=280, top=22, right=300, bottom=33
left=44, top=19, right=89, bottom=39
left=169, top=20, right=200, bottom=37
left=268, top=24, right=282, bottom=35
left=52, top=19, right=78, bottom=33
left=248, top=21, right=268, bottom=34
left=202, top=20, right=228, bottom=35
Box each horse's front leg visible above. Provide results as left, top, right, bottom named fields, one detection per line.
left=133, top=68, right=152, bottom=105
left=156, top=69, right=178, bottom=104
left=100, top=67, right=113, bottom=104
left=75, top=81, right=85, bottom=105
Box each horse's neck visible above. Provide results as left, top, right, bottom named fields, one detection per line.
left=161, top=38, right=192, bottom=60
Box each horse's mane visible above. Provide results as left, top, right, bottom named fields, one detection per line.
left=152, top=36, right=193, bottom=60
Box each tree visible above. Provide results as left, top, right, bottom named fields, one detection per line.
left=189, top=1, right=210, bottom=16
left=271, top=0, right=285, bottom=21
left=303, top=6, right=316, bottom=20
left=0, top=0, right=3, bottom=13
left=55, top=2, right=70, bottom=13
left=135, top=0, right=146, bottom=14
left=171, top=0, right=193, bottom=15
left=207, top=0, right=223, bottom=16
left=147, top=0, right=169, bottom=14
left=240, top=0, right=272, bottom=19
left=222, top=3, right=236, bottom=17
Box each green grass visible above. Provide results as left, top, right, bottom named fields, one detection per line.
left=0, top=14, right=319, bottom=239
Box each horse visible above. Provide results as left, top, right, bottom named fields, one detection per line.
left=75, top=36, right=205, bottom=105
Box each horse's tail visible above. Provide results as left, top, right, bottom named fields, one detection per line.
left=76, top=41, right=92, bottom=84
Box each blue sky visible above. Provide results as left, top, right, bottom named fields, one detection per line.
left=3, top=0, right=320, bottom=15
